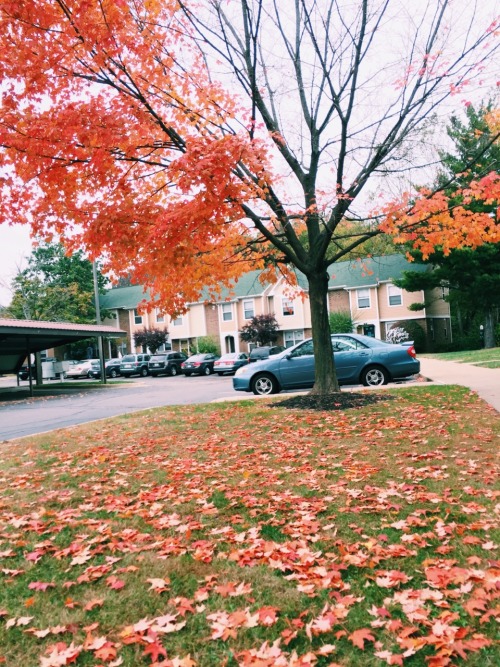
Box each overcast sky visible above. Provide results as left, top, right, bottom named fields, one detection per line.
left=0, top=224, right=33, bottom=307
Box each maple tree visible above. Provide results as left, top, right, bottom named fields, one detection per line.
left=133, top=326, right=170, bottom=354
left=0, top=1, right=499, bottom=393
left=240, top=314, right=280, bottom=347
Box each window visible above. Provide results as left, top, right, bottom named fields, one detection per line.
left=222, top=303, right=233, bottom=321
left=284, top=330, right=304, bottom=348
left=282, top=298, right=294, bottom=316
left=331, top=335, right=368, bottom=352
left=172, top=316, right=183, bottom=326
left=134, top=309, right=143, bottom=325
left=156, top=309, right=165, bottom=323
left=357, top=289, right=370, bottom=309
left=243, top=299, right=254, bottom=320
left=289, top=340, right=314, bottom=357
left=388, top=284, right=402, bottom=306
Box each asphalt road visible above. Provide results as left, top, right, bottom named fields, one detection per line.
left=0, top=371, right=428, bottom=442
left=0, top=374, right=240, bottom=441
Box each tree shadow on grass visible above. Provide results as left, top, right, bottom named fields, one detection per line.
left=276, top=391, right=395, bottom=411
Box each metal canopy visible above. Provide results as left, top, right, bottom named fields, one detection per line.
left=0, top=318, right=126, bottom=375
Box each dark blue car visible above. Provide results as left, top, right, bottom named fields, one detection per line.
left=232, top=333, right=420, bottom=395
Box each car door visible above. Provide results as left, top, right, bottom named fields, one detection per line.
left=331, top=335, right=371, bottom=382
left=277, top=340, right=315, bottom=389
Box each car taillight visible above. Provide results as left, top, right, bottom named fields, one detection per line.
left=193, top=362, right=201, bottom=367
left=406, top=345, right=416, bottom=358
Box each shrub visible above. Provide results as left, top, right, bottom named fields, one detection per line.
left=196, top=336, right=220, bottom=355
left=386, top=320, right=426, bottom=351
left=386, top=327, right=410, bottom=344
left=328, top=311, right=354, bottom=333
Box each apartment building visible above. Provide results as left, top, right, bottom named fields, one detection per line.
left=99, top=254, right=451, bottom=354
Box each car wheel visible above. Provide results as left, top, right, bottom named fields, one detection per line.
left=140, top=367, right=148, bottom=377
left=109, top=369, right=118, bottom=378
left=203, top=366, right=211, bottom=376
left=170, top=366, right=178, bottom=376
left=361, top=365, right=389, bottom=387
left=252, top=373, right=279, bottom=395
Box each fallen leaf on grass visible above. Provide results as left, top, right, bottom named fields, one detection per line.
left=348, top=628, right=375, bottom=649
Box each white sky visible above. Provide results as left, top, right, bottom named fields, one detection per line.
left=0, top=224, right=33, bottom=307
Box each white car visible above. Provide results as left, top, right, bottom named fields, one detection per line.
left=65, top=359, right=100, bottom=379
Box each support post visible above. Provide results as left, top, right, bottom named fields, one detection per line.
left=93, top=261, right=107, bottom=384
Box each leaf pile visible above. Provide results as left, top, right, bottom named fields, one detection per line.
left=0, top=385, right=498, bottom=666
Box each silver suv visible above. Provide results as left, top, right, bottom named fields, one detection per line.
left=119, top=353, right=151, bottom=377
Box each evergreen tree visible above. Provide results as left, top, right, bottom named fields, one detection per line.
left=396, top=103, right=500, bottom=348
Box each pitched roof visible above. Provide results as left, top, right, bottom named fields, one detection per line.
left=327, top=254, right=428, bottom=289
left=99, top=285, right=151, bottom=310
left=99, top=255, right=427, bottom=309
left=200, top=269, right=271, bottom=302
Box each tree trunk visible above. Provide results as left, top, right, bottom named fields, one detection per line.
left=455, top=302, right=464, bottom=338
left=307, top=271, right=339, bottom=394
left=483, top=309, right=496, bottom=349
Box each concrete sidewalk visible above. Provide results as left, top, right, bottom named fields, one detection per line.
left=419, top=357, right=500, bottom=413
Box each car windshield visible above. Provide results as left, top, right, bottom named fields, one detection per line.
left=121, top=355, right=135, bottom=362
left=187, top=354, right=207, bottom=361
left=150, top=355, right=166, bottom=362
left=219, top=354, right=237, bottom=360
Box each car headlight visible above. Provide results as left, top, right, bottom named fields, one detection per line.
left=235, top=366, right=249, bottom=377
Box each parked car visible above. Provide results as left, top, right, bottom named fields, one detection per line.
left=233, top=333, right=420, bottom=395
left=66, top=359, right=100, bottom=379
left=88, top=358, right=122, bottom=379
left=18, top=364, right=37, bottom=381
left=148, top=352, right=187, bottom=377
left=119, top=353, right=151, bottom=377
left=248, top=345, right=286, bottom=363
left=181, top=353, right=219, bottom=376
left=214, top=352, right=249, bottom=376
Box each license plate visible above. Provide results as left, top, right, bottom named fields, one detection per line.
left=151, top=363, right=159, bottom=367
left=123, top=364, right=131, bottom=369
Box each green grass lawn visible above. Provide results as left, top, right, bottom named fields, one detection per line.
left=0, top=386, right=499, bottom=666
left=422, top=347, right=500, bottom=368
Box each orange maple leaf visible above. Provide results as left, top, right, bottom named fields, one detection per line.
left=348, top=628, right=376, bottom=649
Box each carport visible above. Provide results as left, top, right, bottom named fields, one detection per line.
left=0, top=318, right=126, bottom=396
